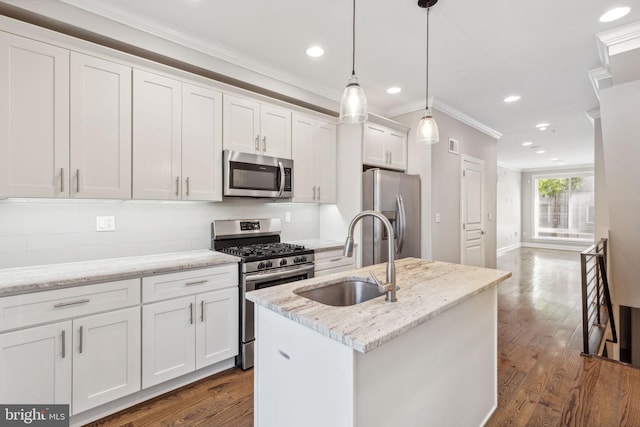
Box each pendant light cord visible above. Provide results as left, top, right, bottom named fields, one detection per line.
left=352, top=0, right=356, bottom=76
left=425, top=6, right=430, bottom=110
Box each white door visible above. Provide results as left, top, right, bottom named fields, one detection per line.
left=0, top=321, right=72, bottom=405
left=72, top=307, right=141, bottom=415
left=461, top=156, right=485, bottom=267
left=292, top=113, right=317, bottom=203
left=195, top=288, right=239, bottom=369
left=0, top=32, right=69, bottom=198
left=70, top=52, right=132, bottom=199
left=260, top=103, right=291, bottom=158
left=317, top=120, right=337, bottom=203
left=132, top=69, right=182, bottom=200
left=142, top=296, right=196, bottom=388
left=222, top=94, right=260, bottom=154
left=182, top=82, right=222, bottom=201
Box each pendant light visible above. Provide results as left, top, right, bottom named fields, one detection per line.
left=416, top=0, right=439, bottom=144
left=339, top=0, right=368, bottom=123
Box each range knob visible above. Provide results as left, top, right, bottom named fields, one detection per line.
left=300, top=256, right=307, bottom=263
left=280, top=259, right=288, bottom=266
left=266, top=261, right=273, bottom=268
left=293, top=257, right=300, bottom=263
left=258, top=262, right=266, bottom=269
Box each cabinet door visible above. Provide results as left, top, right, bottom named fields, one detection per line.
left=0, top=321, right=72, bottom=405
left=387, top=129, right=407, bottom=171
left=142, top=297, right=196, bottom=388
left=132, top=69, right=182, bottom=200
left=182, top=83, right=223, bottom=201
left=317, top=120, right=337, bottom=203
left=222, top=94, right=260, bottom=154
left=291, top=113, right=317, bottom=203
left=195, top=288, right=239, bottom=370
left=362, top=123, right=387, bottom=168
left=260, top=103, right=291, bottom=159
left=70, top=52, right=132, bottom=199
left=72, top=307, right=141, bottom=415
left=0, top=32, right=69, bottom=198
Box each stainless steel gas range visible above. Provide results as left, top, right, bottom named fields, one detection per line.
left=211, top=219, right=314, bottom=370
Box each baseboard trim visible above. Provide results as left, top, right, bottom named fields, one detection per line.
left=521, top=242, right=590, bottom=252
left=496, top=243, right=522, bottom=255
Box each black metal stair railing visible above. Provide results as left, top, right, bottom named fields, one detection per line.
left=581, top=238, right=616, bottom=356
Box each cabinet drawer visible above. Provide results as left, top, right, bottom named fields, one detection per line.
left=314, top=249, right=355, bottom=272
left=142, top=264, right=238, bottom=303
left=0, top=279, right=140, bottom=332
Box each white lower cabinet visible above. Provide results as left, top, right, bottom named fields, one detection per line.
left=142, top=266, right=239, bottom=388
left=314, top=248, right=356, bottom=277
left=0, top=321, right=72, bottom=405
left=72, top=307, right=141, bottom=415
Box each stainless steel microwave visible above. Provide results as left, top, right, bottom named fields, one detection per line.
left=223, top=150, right=293, bottom=198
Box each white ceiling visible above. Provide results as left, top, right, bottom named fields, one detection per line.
left=4, top=0, right=640, bottom=170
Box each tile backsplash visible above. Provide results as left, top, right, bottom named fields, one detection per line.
left=0, top=198, right=320, bottom=269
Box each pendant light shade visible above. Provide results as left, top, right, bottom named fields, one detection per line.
left=339, top=0, right=368, bottom=123
left=417, top=109, right=439, bottom=144
left=416, top=0, right=439, bottom=144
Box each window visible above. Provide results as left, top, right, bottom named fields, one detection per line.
left=533, top=172, right=594, bottom=241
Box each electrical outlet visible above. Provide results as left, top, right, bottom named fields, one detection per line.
left=285, top=212, right=291, bottom=223
left=435, top=213, right=441, bottom=223
left=96, top=216, right=116, bottom=232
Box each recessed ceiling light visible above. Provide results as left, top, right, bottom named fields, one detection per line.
left=550, top=158, right=559, bottom=161
left=522, top=141, right=533, bottom=146
left=386, top=87, right=402, bottom=94
left=556, top=161, right=565, bottom=165
left=600, top=7, right=630, bottom=23
left=504, top=95, right=521, bottom=103
left=305, top=46, right=324, bottom=57
left=536, top=150, right=546, bottom=154
left=536, top=123, right=550, bottom=128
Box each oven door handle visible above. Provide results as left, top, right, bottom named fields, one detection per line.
left=245, top=264, right=314, bottom=283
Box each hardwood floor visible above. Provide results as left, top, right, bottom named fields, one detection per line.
left=86, top=248, right=640, bottom=426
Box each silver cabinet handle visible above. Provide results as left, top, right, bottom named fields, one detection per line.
left=312, top=186, right=316, bottom=200
left=189, top=302, right=194, bottom=325
left=255, top=135, right=260, bottom=151
left=186, top=177, right=190, bottom=196
left=79, top=326, right=84, bottom=354
left=60, top=168, right=64, bottom=192
left=185, top=279, right=207, bottom=286
left=389, top=152, right=393, bottom=164
left=262, top=136, right=267, bottom=152
left=76, top=169, right=80, bottom=193
left=54, top=298, right=90, bottom=308
left=200, top=300, right=205, bottom=322
left=317, top=187, right=321, bottom=200
left=61, top=330, right=66, bottom=358
left=175, top=177, right=180, bottom=196
left=330, top=257, right=343, bottom=262
left=278, top=349, right=290, bottom=360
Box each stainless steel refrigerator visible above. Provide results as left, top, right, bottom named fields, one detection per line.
left=362, top=169, right=421, bottom=266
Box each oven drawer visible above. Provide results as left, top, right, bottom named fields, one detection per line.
left=0, top=279, right=140, bottom=332
left=142, top=264, right=238, bottom=303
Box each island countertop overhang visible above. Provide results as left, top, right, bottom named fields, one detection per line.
left=246, top=257, right=511, bottom=353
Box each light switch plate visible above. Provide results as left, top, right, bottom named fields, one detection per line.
left=285, top=212, right=291, bottom=223
left=435, top=213, right=441, bottom=223
left=96, top=216, right=116, bottom=232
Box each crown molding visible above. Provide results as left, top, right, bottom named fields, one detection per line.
left=497, top=162, right=523, bottom=172
left=588, top=67, right=612, bottom=100
left=596, top=21, right=640, bottom=57
left=387, top=97, right=503, bottom=140
left=586, top=109, right=601, bottom=125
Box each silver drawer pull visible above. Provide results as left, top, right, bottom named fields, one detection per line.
left=330, top=258, right=343, bottom=262
left=61, top=330, right=66, bottom=358
left=189, top=302, right=194, bottom=325
left=185, top=280, right=207, bottom=286
left=54, top=298, right=90, bottom=308
left=200, top=300, right=205, bottom=322
left=278, top=349, right=290, bottom=360
left=79, top=326, right=84, bottom=354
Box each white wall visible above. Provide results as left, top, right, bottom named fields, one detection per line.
left=496, top=166, right=522, bottom=251
left=0, top=199, right=320, bottom=268
left=600, top=79, right=640, bottom=309
left=593, top=116, right=610, bottom=241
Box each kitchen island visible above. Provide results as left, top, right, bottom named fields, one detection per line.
left=247, top=257, right=511, bottom=427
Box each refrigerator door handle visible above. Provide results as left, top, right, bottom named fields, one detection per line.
left=396, top=194, right=407, bottom=254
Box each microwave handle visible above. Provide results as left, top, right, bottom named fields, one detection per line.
left=278, top=161, right=285, bottom=197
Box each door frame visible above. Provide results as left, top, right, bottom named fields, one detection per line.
left=460, top=154, right=485, bottom=266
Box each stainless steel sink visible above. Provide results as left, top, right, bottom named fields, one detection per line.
left=295, top=277, right=385, bottom=306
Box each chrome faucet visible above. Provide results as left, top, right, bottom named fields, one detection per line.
left=344, top=210, right=397, bottom=302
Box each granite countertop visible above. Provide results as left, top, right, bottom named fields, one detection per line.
left=289, top=239, right=346, bottom=252
left=247, top=257, right=511, bottom=353
left=0, top=250, right=239, bottom=297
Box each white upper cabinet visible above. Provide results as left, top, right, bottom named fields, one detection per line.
left=362, top=122, right=407, bottom=171
left=133, top=70, right=223, bottom=201
left=132, top=69, right=182, bottom=200
left=70, top=52, right=132, bottom=199
left=182, top=83, right=223, bottom=201
left=292, top=112, right=337, bottom=203
left=0, top=32, right=70, bottom=198
left=223, top=94, right=292, bottom=159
